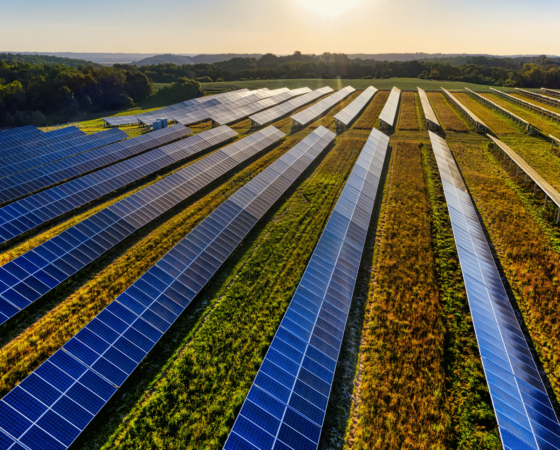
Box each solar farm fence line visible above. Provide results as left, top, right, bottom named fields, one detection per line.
left=0, top=126, right=285, bottom=327
left=0, top=128, right=128, bottom=179
left=249, top=87, right=333, bottom=128
left=0, top=126, right=238, bottom=246
left=489, top=88, right=560, bottom=123
left=417, top=87, right=440, bottom=130
left=0, top=126, right=338, bottom=450
left=225, top=128, right=390, bottom=450
left=487, top=134, right=560, bottom=223
left=0, top=125, right=192, bottom=206
left=378, top=86, right=401, bottom=129
left=441, top=88, right=489, bottom=132
left=333, top=86, right=378, bottom=130
left=428, top=131, right=560, bottom=450
left=290, top=86, right=355, bottom=128
left=464, top=88, right=535, bottom=135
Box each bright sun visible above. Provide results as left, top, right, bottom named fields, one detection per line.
left=295, top=0, right=365, bottom=17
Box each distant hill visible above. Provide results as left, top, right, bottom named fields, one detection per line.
left=0, top=53, right=101, bottom=68
left=347, top=53, right=560, bottom=63
left=132, top=53, right=263, bottom=66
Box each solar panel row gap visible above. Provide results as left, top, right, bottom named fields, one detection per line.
left=490, top=88, right=560, bottom=123
left=378, top=86, right=401, bottom=129
left=290, top=87, right=356, bottom=128
left=441, top=88, right=489, bottom=132
left=0, top=126, right=238, bottom=245
left=516, top=88, right=560, bottom=108
left=417, top=87, right=440, bottom=130
left=333, top=86, right=378, bottom=129
left=0, top=125, right=192, bottom=206
left=0, top=126, right=335, bottom=450
left=0, top=126, right=285, bottom=326
left=250, top=87, right=333, bottom=128
left=0, top=128, right=128, bottom=179
left=428, top=131, right=560, bottom=450
left=224, top=127, right=390, bottom=450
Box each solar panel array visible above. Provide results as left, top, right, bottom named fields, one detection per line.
left=0, top=127, right=284, bottom=326
left=103, top=89, right=251, bottom=127
left=225, top=128, right=390, bottom=450
left=0, top=126, right=237, bottom=245
left=541, top=88, right=560, bottom=100
left=489, top=88, right=560, bottom=123
left=291, top=86, right=356, bottom=127
left=0, top=125, right=192, bottom=205
left=210, top=89, right=311, bottom=126
left=428, top=131, right=560, bottom=450
left=333, top=86, right=378, bottom=128
left=0, top=127, right=84, bottom=153
left=487, top=134, right=560, bottom=223
left=516, top=88, right=560, bottom=108
left=441, top=88, right=489, bottom=132
left=0, top=125, right=42, bottom=146
left=0, top=126, right=340, bottom=450
left=250, top=87, right=334, bottom=127
left=417, top=87, right=440, bottom=130
left=465, top=88, right=534, bottom=134
left=378, top=86, right=401, bottom=128
left=0, top=128, right=128, bottom=179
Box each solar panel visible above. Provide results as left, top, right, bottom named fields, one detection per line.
left=0, top=126, right=337, bottom=450
left=489, top=88, right=560, bottom=123
left=0, top=126, right=84, bottom=152
left=0, top=126, right=237, bottom=245
left=0, top=125, right=41, bottom=143
left=465, top=88, right=534, bottom=134
left=378, top=86, right=401, bottom=129
left=487, top=134, right=560, bottom=223
left=541, top=88, right=560, bottom=100
left=417, top=87, right=440, bottom=130
left=0, top=125, right=192, bottom=205
left=225, top=128, right=390, bottom=450
left=516, top=88, right=560, bottom=108
left=0, top=128, right=128, bottom=178
left=441, top=88, right=488, bottom=132
left=291, top=86, right=355, bottom=128
left=210, top=89, right=311, bottom=126
left=428, top=131, right=560, bottom=450
left=333, top=86, right=378, bottom=129
left=0, top=126, right=285, bottom=326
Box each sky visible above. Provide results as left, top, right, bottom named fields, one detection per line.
left=1, top=0, right=559, bottom=55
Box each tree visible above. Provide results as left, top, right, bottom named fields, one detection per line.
left=159, top=77, right=204, bottom=102
left=125, top=71, right=153, bottom=103
left=196, top=76, right=213, bottom=83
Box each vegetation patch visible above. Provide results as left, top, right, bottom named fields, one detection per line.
left=396, top=92, right=420, bottom=130
left=428, top=92, right=470, bottom=132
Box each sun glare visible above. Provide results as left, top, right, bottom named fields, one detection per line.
left=295, top=0, right=365, bottom=18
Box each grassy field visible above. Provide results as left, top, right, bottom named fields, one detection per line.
left=396, top=92, right=420, bottom=131
left=454, top=92, right=519, bottom=135
left=510, top=92, right=560, bottom=115
left=428, top=92, right=471, bottom=132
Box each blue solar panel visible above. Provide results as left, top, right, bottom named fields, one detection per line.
left=0, top=126, right=286, bottom=326
left=0, top=127, right=84, bottom=153
left=0, top=128, right=127, bottom=178
left=0, top=126, right=237, bottom=245
left=225, top=127, right=390, bottom=450
left=0, top=126, right=336, bottom=450
left=0, top=125, right=192, bottom=205
left=0, top=125, right=42, bottom=145
left=428, top=131, right=560, bottom=450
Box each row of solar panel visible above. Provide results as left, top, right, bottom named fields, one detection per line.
left=0, top=126, right=337, bottom=450
left=428, top=132, right=560, bottom=450
left=291, top=86, right=356, bottom=127
left=0, top=125, right=43, bottom=147
left=0, top=125, right=191, bottom=205
left=333, top=86, right=378, bottom=127
left=441, top=88, right=488, bottom=132
left=250, top=87, right=334, bottom=127
left=0, top=128, right=128, bottom=179
left=0, top=126, right=285, bottom=326
left=225, top=128, right=390, bottom=450
left=490, top=87, right=560, bottom=120
left=0, top=126, right=237, bottom=245
left=516, top=88, right=560, bottom=108
left=0, top=127, right=84, bottom=155
left=378, top=86, right=401, bottom=128
left=417, top=87, right=441, bottom=128
left=0, top=127, right=74, bottom=152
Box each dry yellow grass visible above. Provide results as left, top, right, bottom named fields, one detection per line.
left=397, top=92, right=420, bottom=130
left=428, top=92, right=469, bottom=132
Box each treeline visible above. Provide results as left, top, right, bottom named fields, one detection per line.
left=127, top=52, right=560, bottom=88
left=0, top=53, right=102, bottom=68
left=0, top=61, right=154, bottom=126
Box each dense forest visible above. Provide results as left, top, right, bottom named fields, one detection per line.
left=127, top=52, right=560, bottom=88
left=2, top=51, right=560, bottom=127
left=0, top=53, right=101, bottom=68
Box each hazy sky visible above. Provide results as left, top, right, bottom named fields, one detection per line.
left=1, top=0, right=559, bottom=55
